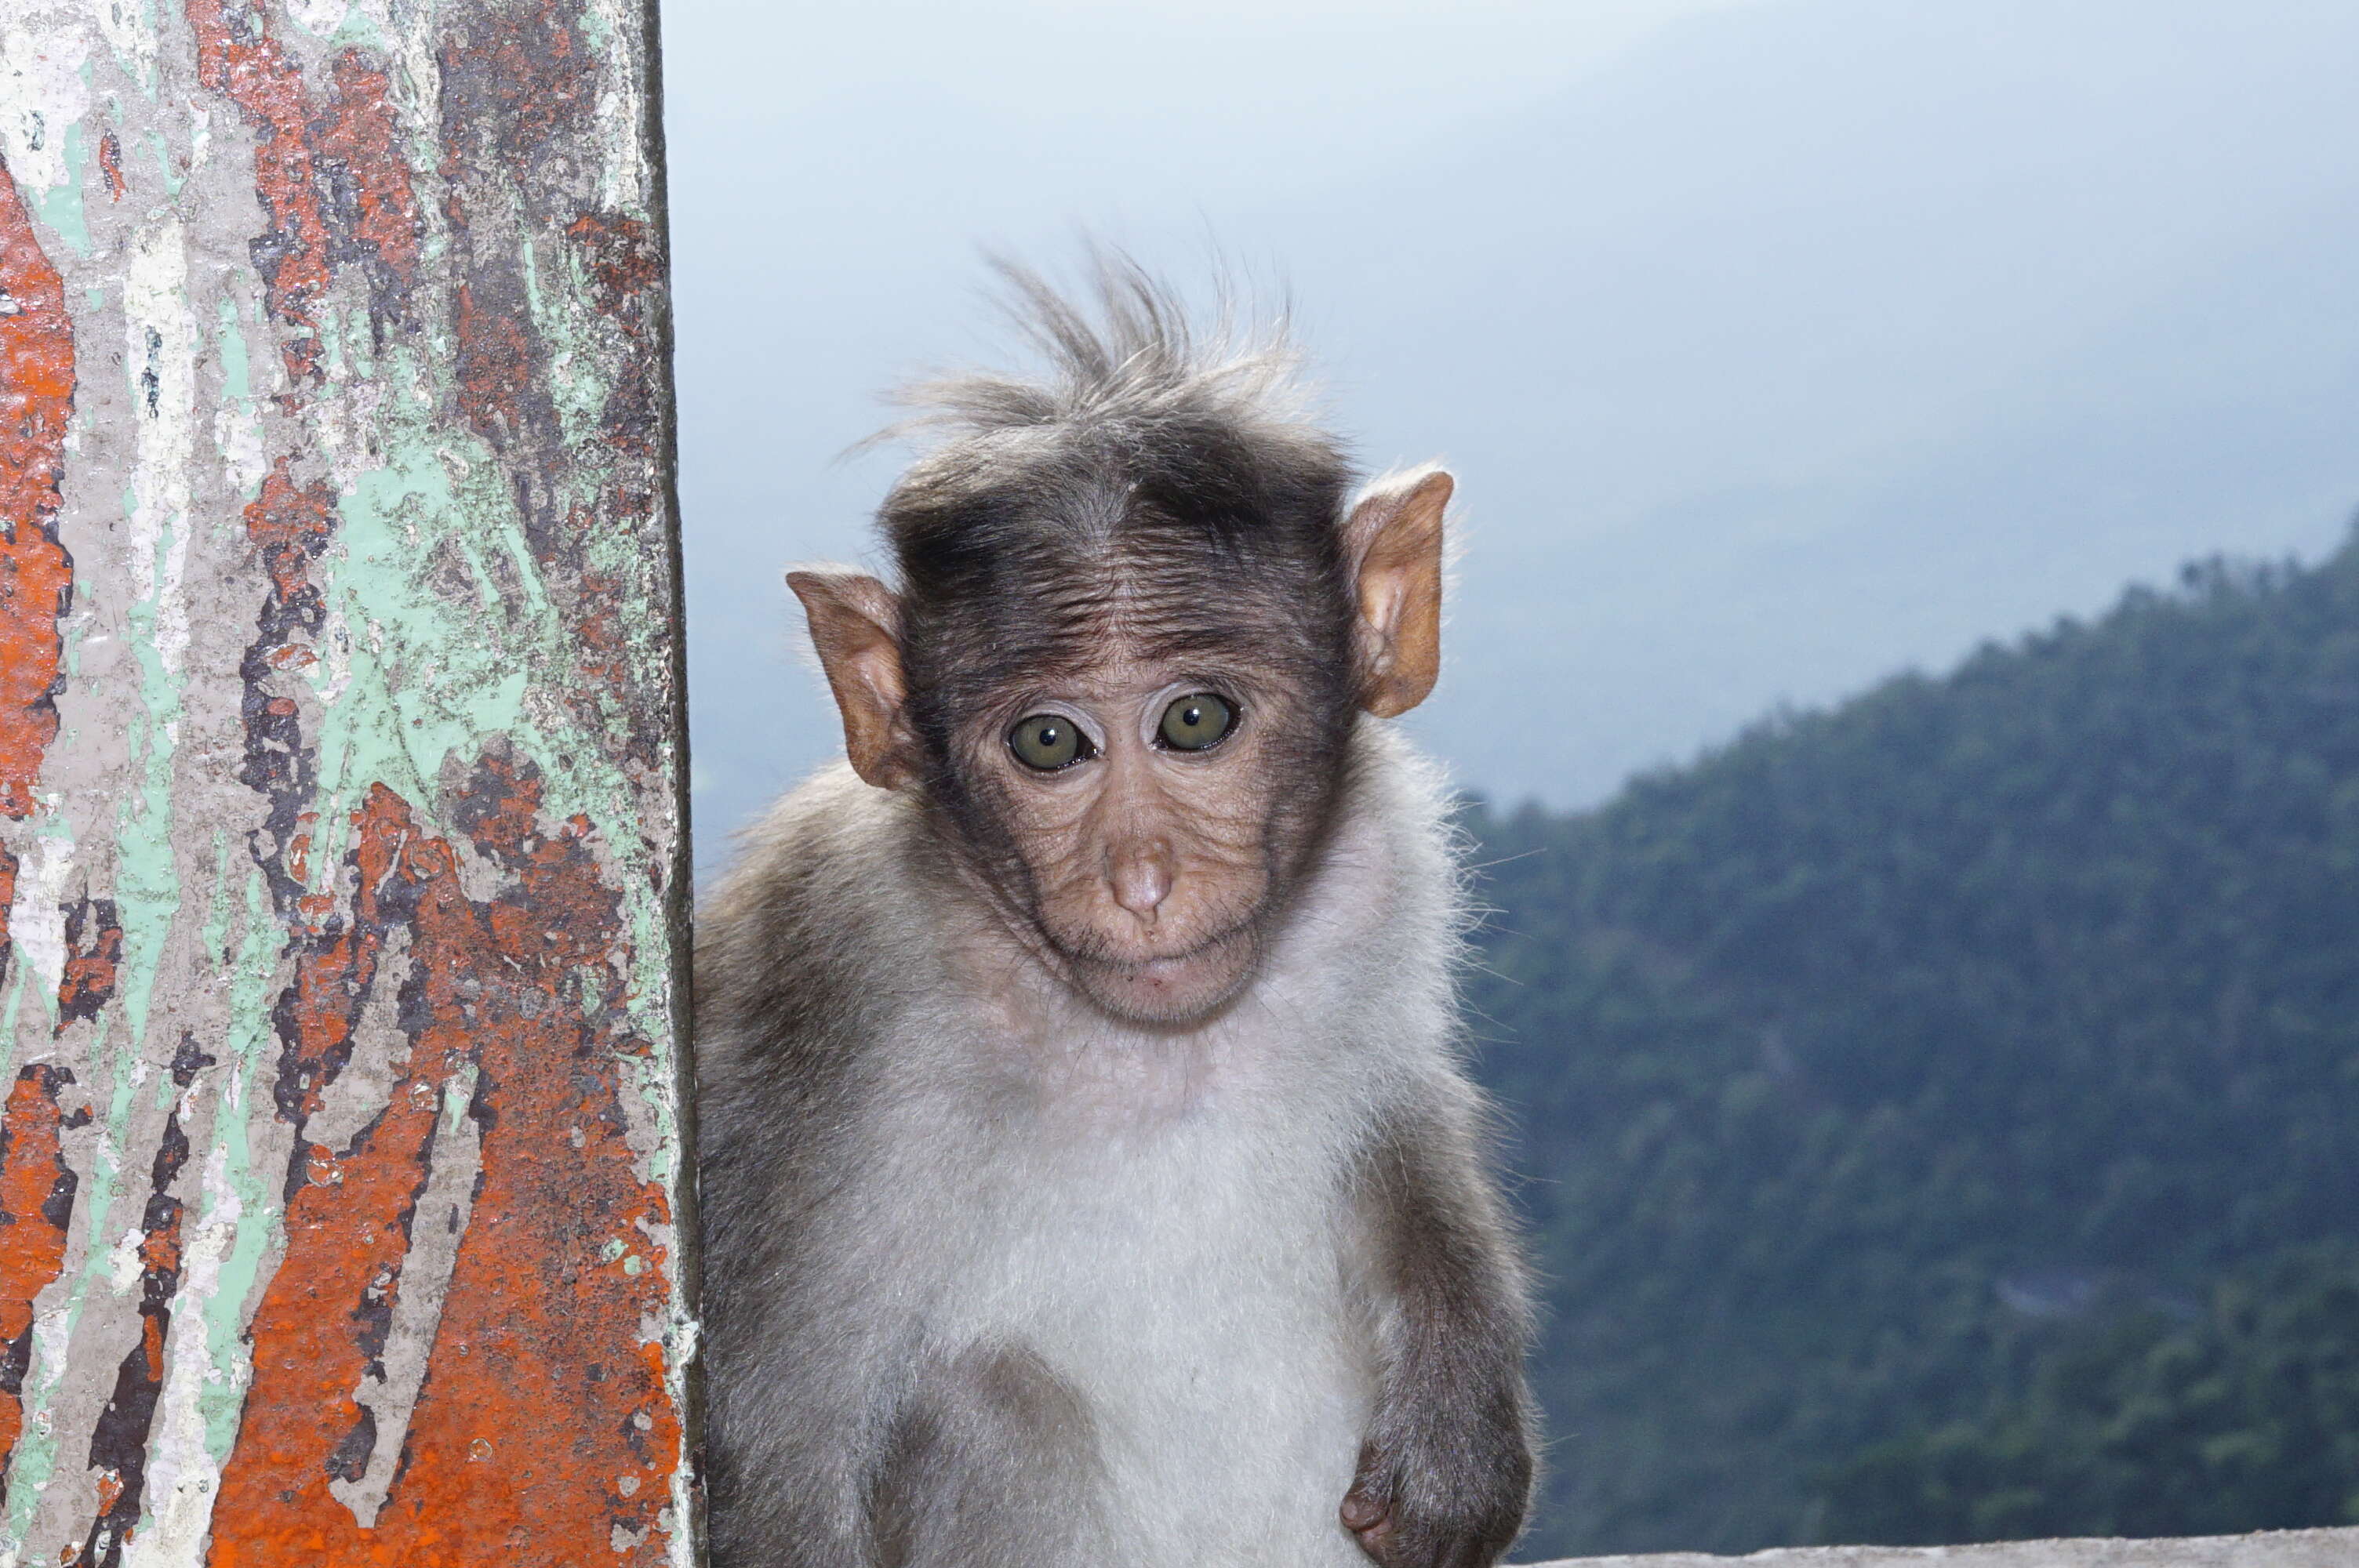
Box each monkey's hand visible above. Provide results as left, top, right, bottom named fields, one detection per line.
left=1339, top=1396, right=1531, bottom=1568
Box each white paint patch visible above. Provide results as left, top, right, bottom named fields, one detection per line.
left=211, top=400, right=265, bottom=501
left=308, top=611, right=353, bottom=711
left=122, top=216, right=197, bottom=677
left=0, top=22, right=93, bottom=199
left=8, top=833, right=75, bottom=1004
left=585, top=0, right=649, bottom=211
left=120, top=1128, right=248, bottom=1568
left=102, top=1223, right=144, bottom=1295
left=283, top=0, right=354, bottom=38
left=382, top=0, right=439, bottom=173
left=309, top=375, right=389, bottom=477
left=187, top=103, right=210, bottom=183
left=0, top=1293, right=82, bottom=1563
left=93, top=0, right=160, bottom=100
left=211, top=302, right=266, bottom=501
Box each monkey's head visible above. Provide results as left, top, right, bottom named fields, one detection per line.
left=791, top=263, right=1449, bottom=1025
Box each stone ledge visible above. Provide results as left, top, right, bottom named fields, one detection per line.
left=1525, top=1526, right=2359, bottom=1568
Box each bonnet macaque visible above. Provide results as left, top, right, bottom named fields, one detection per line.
left=696, top=260, right=1535, bottom=1568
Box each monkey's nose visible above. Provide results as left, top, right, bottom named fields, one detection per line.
left=1109, top=848, right=1172, bottom=918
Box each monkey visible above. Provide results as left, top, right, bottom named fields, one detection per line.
left=694, top=258, right=1536, bottom=1568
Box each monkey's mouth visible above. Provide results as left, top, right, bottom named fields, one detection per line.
left=1061, top=914, right=1256, bottom=973
left=1058, top=923, right=1259, bottom=1024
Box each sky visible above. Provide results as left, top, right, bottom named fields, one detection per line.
left=662, top=0, right=2359, bottom=871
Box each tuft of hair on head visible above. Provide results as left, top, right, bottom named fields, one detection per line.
left=872, top=249, right=1340, bottom=477
left=866, top=250, right=1372, bottom=793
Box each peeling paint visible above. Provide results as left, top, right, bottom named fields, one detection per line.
left=0, top=0, right=693, bottom=1561
left=0, top=147, right=75, bottom=826
left=0, top=27, right=97, bottom=256
left=0, top=1065, right=78, bottom=1504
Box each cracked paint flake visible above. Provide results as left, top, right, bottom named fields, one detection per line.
left=0, top=0, right=695, bottom=1562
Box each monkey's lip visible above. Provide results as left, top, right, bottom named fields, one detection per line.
left=1057, top=924, right=1259, bottom=1022
left=1066, top=921, right=1253, bottom=976
left=1118, top=950, right=1230, bottom=987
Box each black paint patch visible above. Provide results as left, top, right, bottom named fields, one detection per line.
left=325, top=1404, right=376, bottom=1483
left=76, top=1060, right=202, bottom=1568
left=55, top=895, right=122, bottom=1026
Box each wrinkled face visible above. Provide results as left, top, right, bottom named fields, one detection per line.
left=788, top=463, right=1452, bottom=1029
left=947, top=636, right=1339, bottom=1023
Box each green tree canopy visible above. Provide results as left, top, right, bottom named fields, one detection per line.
left=1463, top=529, right=2359, bottom=1553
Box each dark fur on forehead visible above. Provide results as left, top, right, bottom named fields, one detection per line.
left=873, top=256, right=1364, bottom=756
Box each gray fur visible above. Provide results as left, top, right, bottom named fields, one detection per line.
left=696, top=728, right=1536, bottom=1566
left=880, top=252, right=1327, bottom=459
left=698, top=256, right=1532, bottom=1566
left=871, top=1343, right=1108, bottom=1567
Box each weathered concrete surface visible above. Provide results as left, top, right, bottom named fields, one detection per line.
left=1527, top=1525, right=2359, bottom=1568
left=0, top=0, right=692, bottom=1564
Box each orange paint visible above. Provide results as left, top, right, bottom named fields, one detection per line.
left=184, top=8, right=420, bottom=379
left=0, top=154, right=77, bottom=823
left=442, top=0, right=597, bottom=152
left=185, top=0, right=333, bottom=381
left=315, top=55, right=422, bottom=307
left=211, top=760, right=680, bottom=1566
left=210, top=1095, right=437, bottom=1555
left=166, top=3, right=688, bottom=1558
left=451, top=283, right=539, bottom=456
left=97, top=132, right=125, bottom=203
left=0, top=1065, right=78, bottom=1497
left=55, top=898, right=123, bottom=1028
left=242, top=460, right=337, bottom=594
left=0, top=154, right=76, bottom=1518
left=568, top=213, right=662, bottom=328
left=0, top=847, right=17, bottom=956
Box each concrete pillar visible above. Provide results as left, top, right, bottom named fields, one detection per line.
left=0, top=1, right=693, bottom=1564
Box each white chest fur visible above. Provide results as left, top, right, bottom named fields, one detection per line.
left=828, top=731, right=1463, bottom=1566
left=902, top=1027, right=1376, bottom=1568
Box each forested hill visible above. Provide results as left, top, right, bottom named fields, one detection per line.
left=1461, top=530, right=2359, bottom=1555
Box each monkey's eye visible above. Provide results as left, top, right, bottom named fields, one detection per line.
left=1157, top=693, right=1236, bottom=752
left=1008, top=713, right=1093, bottom=771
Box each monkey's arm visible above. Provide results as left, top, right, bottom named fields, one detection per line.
left=1342, top=1092, right=1537, bottom=1568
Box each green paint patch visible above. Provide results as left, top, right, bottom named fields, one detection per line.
left=296, top=304, right=689, bottom=1198
left=31, top=121, right=94, bottom=259
left=0, top=959, right=25, bottom=1098
left=114, top=522, right=185, bottom=1050
left=195, top=856, right=295, bottom=1460
left=102, top=0, right=162, bottom=100
left=328, top=2, right=391, bottom=52
left=143, top=126, right=183, bottom=198
left=215, top=298, right=252, bottom=400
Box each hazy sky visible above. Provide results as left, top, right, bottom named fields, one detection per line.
left=664, top=0, right=2359, bottom=869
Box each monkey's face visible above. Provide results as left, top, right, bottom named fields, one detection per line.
left=791, top=459, right=1452, bottom=1028
left=952, top=652, right=1342, bottom=1025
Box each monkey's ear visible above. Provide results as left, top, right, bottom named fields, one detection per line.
left=787, top=569, right=918, bottom=790
left=1343, top=466, right=1453, bottom=718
